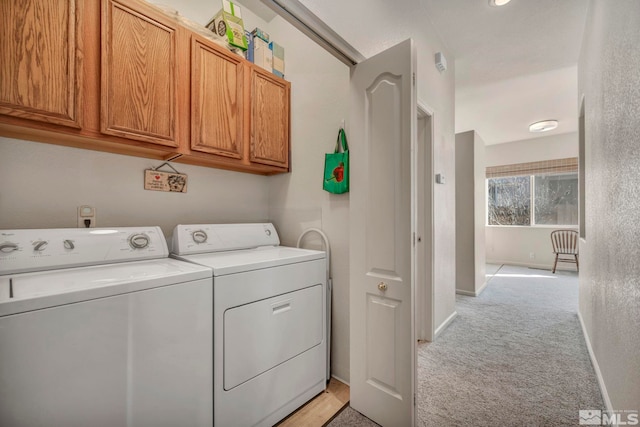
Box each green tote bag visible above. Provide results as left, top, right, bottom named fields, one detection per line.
left=323, top=128, right=349, bottom=194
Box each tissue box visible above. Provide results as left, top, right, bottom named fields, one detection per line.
left=251, top=27, right=270, bottom=43
left=269, top=41, right=284, bottom=78
left=206, top=0, right=248, bottom=50
left=253, top=36, right=272, bottom=72
left=245, top=30, right=254, bottom=62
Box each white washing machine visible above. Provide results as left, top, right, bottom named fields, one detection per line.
left=171, top=223, right=327, bottom=427
left=0, top=227, right=213, bottom=427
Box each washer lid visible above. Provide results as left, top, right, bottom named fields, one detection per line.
left=173, top=246, right=325, bottom=276
left=0, top=258, right=211, bottom=317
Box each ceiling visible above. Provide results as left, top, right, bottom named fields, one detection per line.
left=258, top=0, right=588, bottom=145
left=423, top=0, right=588, bottom=144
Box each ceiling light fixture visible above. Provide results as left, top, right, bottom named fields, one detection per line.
left=529, top=120, right=559, bottom=133
left=489, top=0, right=512, bottom=6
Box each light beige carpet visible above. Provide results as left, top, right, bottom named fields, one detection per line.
left=418, top=264, right=603, bottom=426
left=327, top=406, right=379, bottom=426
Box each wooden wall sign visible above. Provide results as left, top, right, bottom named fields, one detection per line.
left=144, top=163, right=188, bottom=193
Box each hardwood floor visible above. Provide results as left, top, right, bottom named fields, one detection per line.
left=276, top=378, right=350, bottom=427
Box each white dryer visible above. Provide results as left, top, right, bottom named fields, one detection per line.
left=0, top=227, right=213, bottom=427
left=171, top=223, right=327, bottom=427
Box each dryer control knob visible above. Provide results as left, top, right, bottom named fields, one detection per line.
left=0, top=242, right=19, bottom=254
left=33, top=240, right=48, bottom=252
left=129, top=233, right=150, bottom=249
left=192, top=230, right=207, bottom=244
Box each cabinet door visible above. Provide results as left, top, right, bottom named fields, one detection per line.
left=191, top=37, right=244, bottom=159
left=101, top=0, right=178, bottom=147
left=250, top=68, right=290, bottom=169
left=0, top=0, right=82, bottom=128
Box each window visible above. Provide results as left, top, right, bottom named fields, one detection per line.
left=488, top=176, right=530, bottom=225
left=487, top=172, right=578, bottom=226
left=534, top=174, right=578, bottom=225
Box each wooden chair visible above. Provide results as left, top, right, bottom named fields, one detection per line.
left=550, top=230, right=579, bottom=273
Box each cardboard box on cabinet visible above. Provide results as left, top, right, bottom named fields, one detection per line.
left=206, top=0, right=248, bottom=50
left=253, top=36, right=272, bottom=71
left=270, top=41, right=285, bottom=78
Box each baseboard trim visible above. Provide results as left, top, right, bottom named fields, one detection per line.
left=331, top=374, right=350, bottom=387
left=486, top=259, right=576, bottom=272
left=456, top=280, right=490, bottom=297
left=433, top=311, right=457, bottom=339
left=578, top=311, right=614, bottom=416
left=476, top=279, right=489, bottom=296
left=486, top=259, right=548, bottom=270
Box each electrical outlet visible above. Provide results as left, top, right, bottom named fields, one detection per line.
left=78, top=206, right=96, bottom=228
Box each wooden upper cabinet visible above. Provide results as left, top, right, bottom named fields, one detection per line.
left=0, top=0, right=82, bottom=128
left=191, top=37, right=244, bottom=159
left=101, top=0, right=178, bottom=147
left=1, top=0, right=291, bottom=175
left=250, top=67, right=290, bottom=170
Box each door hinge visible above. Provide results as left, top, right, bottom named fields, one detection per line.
left=412, top=73, right=416, bottom=86
left=414, top=393, right=416, bottom=406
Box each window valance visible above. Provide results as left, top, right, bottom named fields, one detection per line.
left=486, top=157, right=578, bottom=178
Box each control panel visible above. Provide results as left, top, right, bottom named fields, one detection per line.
left=0, top=227, right=168, bottom=275
left=172, top=223, right=279, bottom=255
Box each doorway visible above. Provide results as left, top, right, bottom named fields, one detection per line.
left=415, top=103, right=435, bottom=342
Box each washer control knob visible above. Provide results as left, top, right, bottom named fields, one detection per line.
left=0, top=242, right=18, bottom=254
left=192, top=230, right=207, bottom=244
left=33, top=240, right=48, bottom=252
left=63, top=239, right=75, bottom=250
left=129, top=233, right=150, bottom=249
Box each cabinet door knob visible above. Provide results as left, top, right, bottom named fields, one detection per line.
left=378, top=282, right=388, bottom=291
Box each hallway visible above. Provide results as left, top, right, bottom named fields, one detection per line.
left=330, top=264, right=604, bottom=426
left=417, top=265, right=603, bottom=426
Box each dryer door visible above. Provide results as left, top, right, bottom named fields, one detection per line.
left=224, top=284, right=323, bottom=390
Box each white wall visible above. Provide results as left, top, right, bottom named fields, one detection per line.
left=455, top=131, right=486, bottom=295
left=418, top=24, right=457, bottom=335
left=0, top=138, right=269, bottom=236
left=260, top=17, right=351, bottom=382
left=485, top=132, right=578, bottom=269
left=486, top=225, right=577, bottom=270
left=485, top=132, right=578, bottom=166
left=578, top=0, right=640, bottom=412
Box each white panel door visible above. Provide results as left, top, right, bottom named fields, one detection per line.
left=349, top=38, right=417, bottom=426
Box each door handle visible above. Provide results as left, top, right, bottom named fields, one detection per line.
left=272, top=299, right=292, bottom=315
left=378, top=282, right=388, bottom=291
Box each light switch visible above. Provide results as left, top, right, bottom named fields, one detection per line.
left=435, top=174, right=446, bottom=184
